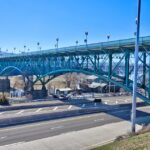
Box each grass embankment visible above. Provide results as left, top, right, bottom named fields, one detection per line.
left=92, top=127, right=150, bottom=150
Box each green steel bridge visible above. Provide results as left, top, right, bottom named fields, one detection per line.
left=0, top=36, right=150, bottom=102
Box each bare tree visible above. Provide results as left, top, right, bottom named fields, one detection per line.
left=64, top=73, right=80, bottom=89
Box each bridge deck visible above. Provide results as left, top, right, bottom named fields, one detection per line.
left=1, top=36, right=150, bottom=59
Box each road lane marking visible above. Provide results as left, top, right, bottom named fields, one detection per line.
left=16, top=110, right=25, bottom=115
left=0, top=112, right=4, bottom=115
left=5, top=141, right=25, bottom=146
left=115, top=101, right=118, bottom=104
left=51, top=126, right=63, bottom=130
left=35, top=108, right=42, bottom=113
left=94, top=118, right=104, bottom=122
left=104, top=102, right=108, bottom=104
left=0, top=136, right=7, bottom=140
left=53, top=107, right=58, bottom=111
left=68, top=105, right=72, bottom=110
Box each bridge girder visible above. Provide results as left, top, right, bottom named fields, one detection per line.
left=0, top=36, right=150, bottom=102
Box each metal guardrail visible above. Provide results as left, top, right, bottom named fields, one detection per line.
left=1, top=36, right=150, bottom=59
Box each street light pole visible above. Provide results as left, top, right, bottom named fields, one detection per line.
left=85, top=32, right=88, bottom=44
left=56, top=38, right=59, bottom=49
left=131, top=0, right=141, bottom=133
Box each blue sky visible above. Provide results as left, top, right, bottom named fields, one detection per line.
left=0, top=0, right=149, bottom=53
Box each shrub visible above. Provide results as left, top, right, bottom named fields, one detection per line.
left=0, top=94, right=9, bottom=105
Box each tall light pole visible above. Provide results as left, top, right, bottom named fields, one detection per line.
left=76, top=40, right=78, bottom=46
left=107, top=35, right=110, bottom=41
left=13, top=47, right=16, bottom=54
left=24, top=45, right=26, bottom=53
left=56, top=38, right=59, bottom=49
left=37, top=42, right=40, bottom=51
left=85, top=32, right=88, bottom=44
left=131, top=0, right=141, bottom=133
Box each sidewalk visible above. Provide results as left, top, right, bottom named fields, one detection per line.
left=0, top=120, right=142, bottom=150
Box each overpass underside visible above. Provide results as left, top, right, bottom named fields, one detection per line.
left=0, top=36, right=150, bottom=102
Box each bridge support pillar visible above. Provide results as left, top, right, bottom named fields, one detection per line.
left=108, top=53, right=112, bottom=78
left=108, top=54, right=112, bottom=93
left=125, top=51, right=130, bottom=86
left=42, top=84, right=48, bottom=97
left=24, top=76, right=34, bottom=99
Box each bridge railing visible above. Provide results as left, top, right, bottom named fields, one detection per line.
left=0, top=36, right=150, bottom=59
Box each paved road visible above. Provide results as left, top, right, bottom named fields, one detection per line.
left=0, top=105, right=149, bottom=146
left=0, top=95, right=142, bottom=119
left=0, top=102, right=130, bottom=119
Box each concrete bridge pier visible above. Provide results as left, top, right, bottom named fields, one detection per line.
left=31, top=76, right=48, bottom=99
left=24, top=76, right=35, bottom=99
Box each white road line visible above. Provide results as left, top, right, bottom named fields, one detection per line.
left=0, top=136, right=7, bottom=140
left=104, top=102, right=108, bottom=104
left=82, top=104, right=85, bottom=108
left=5, top=142, right=25, bottom=146
left=53, top=107, right=58, bottom=111
left=94, top=118, right=104, bottom=122
left=0, top=112, right=4, bottom=115
left=16, top=110, right=25, bottom=115
left=116, top=101, right=118, bottom=104
left=68, top=105, right=72, bottom=110
left=51, top=126, right=63, bottom=130
left=35, top=108, right=42, bottom=113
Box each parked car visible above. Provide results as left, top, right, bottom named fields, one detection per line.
left=94, top=98, right=102, bottom=103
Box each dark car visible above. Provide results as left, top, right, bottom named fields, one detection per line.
left=94, top=98, right=102, bottom=103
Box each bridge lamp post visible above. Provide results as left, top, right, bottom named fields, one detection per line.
left=27, top=48, right=30, bottom=55
left=85, top=32, right=88, bottom=43
left=76, top=40, right=79, bottom=46
left=13, top=48, right=16, bottom=54
left=24, top=45, right=26, bottom=53
left=76, top=40, right=79, bottom=49
left=131, top=0, right=141, bottom=133
left=107, top=35, right=110, bottom=41
left=56, top=38, right=59, bottom=50
left=85, top=32, right=88, bottom=40
left=37, top=42, right=40, bottom=51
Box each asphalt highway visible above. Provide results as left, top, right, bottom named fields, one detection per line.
left=0, top=105, right=149, bottom=146
left=0, top=95, right=137, bottom=119
left=0, top=102, right=129, bottom=119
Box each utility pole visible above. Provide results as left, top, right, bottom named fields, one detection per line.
left=131, top=0, right=141, bottom=133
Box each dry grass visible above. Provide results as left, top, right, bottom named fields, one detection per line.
left=92, top=126, right=150, bottom=150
